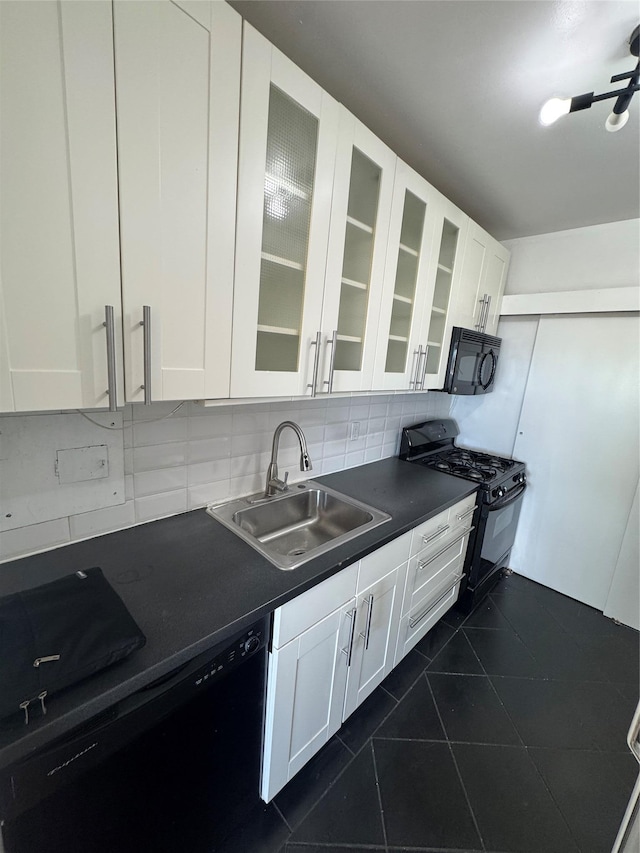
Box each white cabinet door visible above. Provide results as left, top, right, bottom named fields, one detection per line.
left=317, top=112, right=397, bottom=393
left=114, top=0, right=240, bottom=403
left=455, top=220, right=510, bottom=337
left=231, top=24, right=340, bottom=398
left=343, top=566, right=403, bottom=719
left=261, top=599, right=355, bottom=802
left=0, top=0, right=122, bottom=412
left=420, top=194, right=469, bottom=390
left=372, top=161, right=439, bottom=391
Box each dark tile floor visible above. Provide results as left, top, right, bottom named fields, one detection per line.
left=221, top=571, right=639, bottom=853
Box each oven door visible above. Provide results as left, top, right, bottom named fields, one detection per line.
left=481, top=485, right=526, bottom=565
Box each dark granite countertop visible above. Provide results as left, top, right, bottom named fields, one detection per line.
left=0, top=458, right=477, bottom=770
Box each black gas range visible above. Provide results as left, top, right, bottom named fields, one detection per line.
left=400, top=419, right=527, bottom=611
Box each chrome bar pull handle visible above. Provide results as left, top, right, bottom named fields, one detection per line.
left=418, top=527, right=474, bottom=571
left=409, top=574, right=465, bottom=629
left=475, top=296, right=487, bottom=331
left=409, top=345, right=422, bottom=390
left=456, top=506, right=476, bottom=523
left=340, top=607, right=357, bottom=667
left=418, top=345, right=429, bottom=390
left=324, top=330, right=338, bottom=394
left=103, top=305, right=118, bottom=412
left=423, top=523, right=450, bottom=545
left=483, top=294, right=492, bottom=332
left=359, top=595, right=374, bottom=650
left=308, top=331, right=322, bottom=397
left=141, top=305, right=152, bottom=406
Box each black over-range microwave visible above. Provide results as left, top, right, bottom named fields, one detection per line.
left=442, top=327, right=501, bottom=395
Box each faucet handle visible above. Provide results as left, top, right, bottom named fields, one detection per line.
left=283, top=471, right=289, bottom=487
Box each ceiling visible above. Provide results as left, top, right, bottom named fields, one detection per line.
left=229, top=0, right=640, bottom=241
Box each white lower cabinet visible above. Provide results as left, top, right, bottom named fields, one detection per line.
left=261, top=493, right=476, bottom=802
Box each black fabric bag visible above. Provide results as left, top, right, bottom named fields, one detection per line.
left=0, top=568, right=146, bottom=724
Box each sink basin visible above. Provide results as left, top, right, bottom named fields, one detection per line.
left=207, top=481, right=390, bottom=570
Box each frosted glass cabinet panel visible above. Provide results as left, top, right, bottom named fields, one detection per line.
left=114, top=0, right=240, bottom=403
left=232, top=25, right=340, bottom=398
left=372, top=162, right=439, bottom=391
left=421, top=195, right=469, bottom=389
left=0, top=0, right=122, bottom=412
left=318, top=113, right=397, bottom=393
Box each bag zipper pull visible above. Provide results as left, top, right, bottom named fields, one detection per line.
left=38, top=690, right=48, bottom=716
left=19, top=700, right=30, bottom=726
left=33, top=655, right=61, bottom=667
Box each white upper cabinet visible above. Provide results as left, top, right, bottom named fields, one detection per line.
left=420, top=195, right=469, bottom=390
left=316, top=113, right=397, bottom=394
left=455, top=220, right=510, bottom=337
left=114, top=0, right=240, bottom=403
left=372, top=162, right=439, bottom=391
left=0, top=0, right=122, bottom=412
left=231, top=24, right=340, bottom=398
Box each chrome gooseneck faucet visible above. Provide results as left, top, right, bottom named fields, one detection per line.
left=264, top=421, right=312, bottom=497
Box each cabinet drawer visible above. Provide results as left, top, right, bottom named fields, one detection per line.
left=406, top=529, right=469, bottom=616
left=272, top=563, right=358, bottom=649
left=410, top=506, right=450, bottom=556
left=396, top=574, right=462, bottom=664
left=449, top=494, right=476, bottom=528
left=357, top=531, right=411, bottom=592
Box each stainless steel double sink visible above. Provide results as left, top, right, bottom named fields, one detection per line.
left=207, top=481, right=390, bottom=570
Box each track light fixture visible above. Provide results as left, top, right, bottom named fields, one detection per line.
left=540, top=24, right=639, bottom=132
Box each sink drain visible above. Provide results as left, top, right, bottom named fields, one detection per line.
left=288, top=548, right=307, bottom=557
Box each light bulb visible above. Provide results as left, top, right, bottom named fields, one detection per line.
left=605, top=110, right=630, bottom=132
left=539, top=97, right=572, bottom=126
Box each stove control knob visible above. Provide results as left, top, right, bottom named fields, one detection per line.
left=244, top=636, right=261, bottom=655
left=514, top=473, right=526, bottom=485
left=495, top=486, right=506, bottom=498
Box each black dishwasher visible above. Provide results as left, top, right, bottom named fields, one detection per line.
left=1, top=617, right=269, bottom=853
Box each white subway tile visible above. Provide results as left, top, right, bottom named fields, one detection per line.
left=231, top=432, right=270, bottom=457
left=369, top=403, right=387, bottom=419
left=131, top=401, right=188, bottom=421
left=135, top=490, right=187, bottom=523
left=382, top=439, right=399, bottom=458
left=322, top=438, right=348, bottom=459
left=364, top=446, right=382, bottom=463
left=0, top=518, right=70, bottom=562
left=367, top=417, right=386, bottom=435
left=321, top=455, right=345, bottom=474
left=132, top=442, right=188, bottom=472
left=188, top=480, right=231, bottom=509
left=188, top=412, right=232, bottom=440
left=189, top=458, right=232, bottom=486
left=134, top=467, right=188, bottom=498
left=232, top=411, right=269, bottom=435
left=229, top=452, right=264, bottom=478
left=133, top=417, right=188, bottom=447
left=326, top=405, right=350, bottom=423
left=123, top=425, right=133, bottom=449
left=189, top=435, right=231, bottom=463
left=324, top=422, right=348, bottom=442
left=125, top=475, right=134, bottom=501
left=229, top=473, right=262, bottom=499
left=345, top=449, right=365, bottom=468
left=366, top=432, right=383, bottom=448
left=124, top=448, right=134, bottom=475
left=349, top=404, right=370, bottom=422
left=70, top=501, right=136, bottom=540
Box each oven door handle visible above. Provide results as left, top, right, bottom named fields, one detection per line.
left=488, top=483, right=526, bottom=511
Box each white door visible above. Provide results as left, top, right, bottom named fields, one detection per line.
left=455, top=220, right=509, bottom=336
left=261, top=600, right=355, bottom=802
left=343, top=568, right=401, bottom=719
left=0, top=0, right=122, bottom=412
left=511, top=313, right=640, bottom=609
left=604, top=481, right=639, bottom=630
left=317, top=113, right=397, bottom=393
left=231, top=24, right=340, bottom=398
left=114, top=0, right=240, bottom=403
left=372, top=161, right=439, bottom=391
left=420, top=194, right=469, bottom=390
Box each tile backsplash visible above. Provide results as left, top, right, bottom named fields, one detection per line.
left=0, top=392, right=452, bottom=563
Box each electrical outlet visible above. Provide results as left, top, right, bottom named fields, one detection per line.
left=349, top=421, right=361, bottom=441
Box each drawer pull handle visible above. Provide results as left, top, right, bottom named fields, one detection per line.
left=340, top=607, right=357, bottom=667
left=423, top=523, right=450, bottom=545
left=418, top=528, right=474, bottom=571
left=358, top=595, right=374, bottom=650
left=456, top=506, right=475, bottom=522
left=409, top=574, right=465, bottom=629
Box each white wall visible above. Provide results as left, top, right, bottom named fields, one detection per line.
left=503, top=218, right=640, bottom=295
left=0, top=392, right=452, bottom=564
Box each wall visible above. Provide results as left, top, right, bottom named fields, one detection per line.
left=0, top=392, right=452, bottom=564
left=502, top=218, right=640, bottom=294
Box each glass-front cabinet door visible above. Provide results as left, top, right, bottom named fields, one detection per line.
left=231, top=24, right=340, bottom=398
left=420, top=194, right=469, bottom=390
left=317, top=112, right=397, bottom=394
left=372, top=162, right=438, bottom=391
